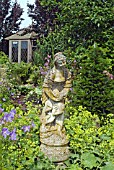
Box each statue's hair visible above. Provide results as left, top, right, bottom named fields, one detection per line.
left=54, top=52, right=66, bottom=63
left=54, top=52, right=62, bottom=58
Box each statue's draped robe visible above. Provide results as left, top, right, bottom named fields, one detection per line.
left=41, top=66, right=72, bottom=125
left=40, top=61, right=72, bottom=162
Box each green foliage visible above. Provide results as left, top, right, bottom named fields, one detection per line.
left=57, top=0, right=113, bottom=49
left=81, top=152, right=97, bottom=169
left=72, top=43, right=114, bottom=115
left=33, top=36, right=54, bottom=66
left=0, top=51, right=9, bottom=65
left=26, top=65, right=41, bottom=85
left=101, top=162, right=114, bottom=170
left=25, top=86, right=42, bottom=105
left=7, top=62, right=32, bottom=85
left=0, top=78, right=11, bottom=104
left=35, top=0, right=113, bottom=55
left=33, top=39, right=47, bottom=66
left=65, top=105, right=114, bottom=169
left=0, top=52, right=9, bottom=80
left=68, top=163, right=83, bottom=170
left=1, top=102, right=55, bottom=170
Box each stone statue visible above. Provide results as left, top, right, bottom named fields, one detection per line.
left=40, top=52, right=72, bottom=162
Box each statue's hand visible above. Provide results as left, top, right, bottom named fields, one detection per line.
left=60, top=90, right=67, bottom=98
left=53, top=89, right=60, bottom=98
left=52, top=89, right=64, bottom=101
left=57, top=92, right=65, bottom=101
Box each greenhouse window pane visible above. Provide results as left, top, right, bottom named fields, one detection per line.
left=21, top=41, right=28, bottom=62
left=12, top=41, right=18, bottom=62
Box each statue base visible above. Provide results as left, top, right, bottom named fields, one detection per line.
left=40, top=144, right=69, bottom=162
left=40, top=124, right=70, bottom=162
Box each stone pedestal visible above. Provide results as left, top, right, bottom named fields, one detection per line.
left=40, top=124, right=70, bottom=162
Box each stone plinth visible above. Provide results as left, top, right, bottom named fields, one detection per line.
left=40, top=124, right=70, bottom=162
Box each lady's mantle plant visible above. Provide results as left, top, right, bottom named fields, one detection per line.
left=65, top=105, right=114, bottom=170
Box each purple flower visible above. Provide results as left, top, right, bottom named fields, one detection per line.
left=40, top=66, right=43, bottom=70
left=0, top=107, right=4, bottom=113
left=18, top=100, right=21, bottom=104
left=22, top=125, right=31, bottom=132
left=70, top=88, right=73, bottom=91
left=31, top=122, right=35, bottom=128
left=11, top=92, right=14, bottom=96
left=0, top=118, right=5, bottom=125
left=44, top=62, right=49, bottom=67
left=10, top=109, right=16, bottom=117
left=109, top=74, right=114, bottom=80
left=10, top=128, right=17, bottom=140
left=41, top=71, right=47, bottom=75
left=47, top=55, right=51, bottom=59
left=40, top=66, right=48, bottom=75
left=0, top=82, right=2, bottom=85
left=47, top=59, right=50, bottom=63
left=2, top=127, right=10, bottom=138
left=3, top=112, right=12, bottom=122
left=3, top=110, right=16, bottom=122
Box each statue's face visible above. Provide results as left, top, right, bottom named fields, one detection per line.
left=55, top=56, right=66, bottom=68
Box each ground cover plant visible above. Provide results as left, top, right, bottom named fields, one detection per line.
left=65, top=105, right=114, bottom=170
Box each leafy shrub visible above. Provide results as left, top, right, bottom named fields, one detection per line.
left=65, top=105, right=114, bottom=169
left=7, top=62, right=32, bottom=85
left=0, top=51, right=9, bottom=65
left=72, top=43, right=114, bottom=115
left=0, top=77, right=14, bottom=105
left=26, top=65, right=44, bottom=86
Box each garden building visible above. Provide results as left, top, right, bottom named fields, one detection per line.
left=5, top=28, right=38, bottom=63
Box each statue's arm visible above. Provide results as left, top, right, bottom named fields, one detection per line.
left=59, top=88, right=70, bottom=98
left=43, top=87, right=62, bottom=102
left=59, top=72, right=72, bottom=99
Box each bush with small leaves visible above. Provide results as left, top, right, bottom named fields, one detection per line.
left=65, top=105, right=114, bottom=169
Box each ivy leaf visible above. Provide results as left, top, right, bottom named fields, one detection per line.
left=101, top=162, right=114, bottom=170
left=81, top=152, right=97, bottom=169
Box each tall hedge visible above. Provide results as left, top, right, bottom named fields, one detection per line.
left=72, top=43, right=114, bottom=115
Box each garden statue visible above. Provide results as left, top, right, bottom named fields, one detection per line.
left=40, top=52, right=72, bottom=162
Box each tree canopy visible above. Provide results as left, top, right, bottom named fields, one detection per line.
left=0, top=0, right=23, bottom=53
left=28, top=0, right=113, bottom=61
left=27, top=0, right=60, bottom=37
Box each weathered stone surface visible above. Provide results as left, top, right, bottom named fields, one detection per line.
left=40, top=125, right=69, bottom=146
left=40, top=144, right=70, bottom=162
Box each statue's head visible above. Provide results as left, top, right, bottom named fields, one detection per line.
left=54, top=52, right=66, bottom=68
